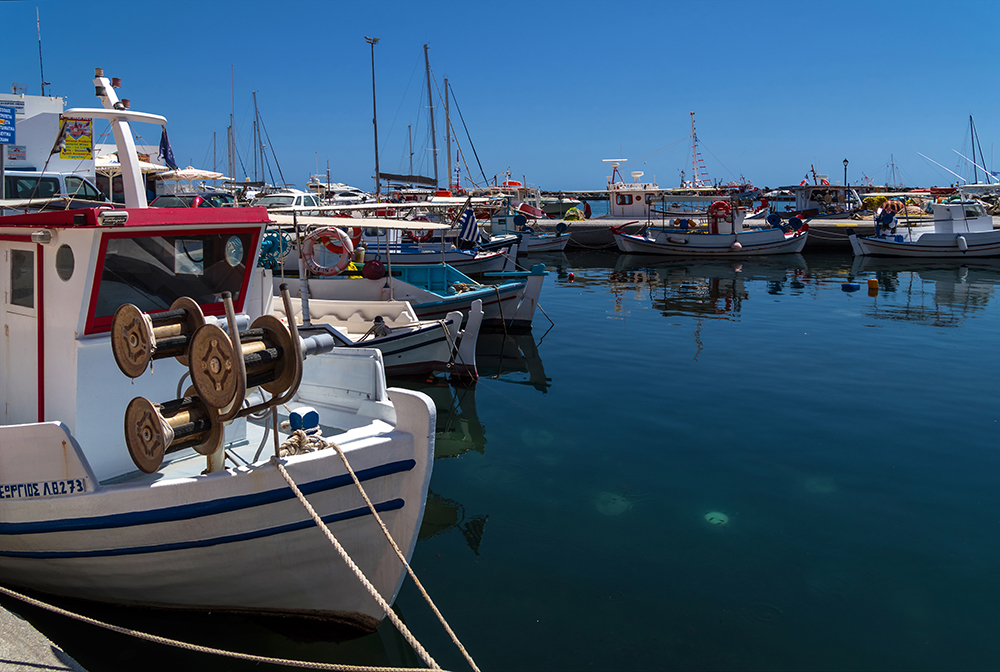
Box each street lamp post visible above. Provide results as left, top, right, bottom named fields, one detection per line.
left=843, top=158, right=849, bottom=187
left=365, top=36, right=381, bottom=201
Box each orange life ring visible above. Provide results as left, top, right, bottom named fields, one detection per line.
left=301, top=227, right=354, bottom=276
left=406, top=228, right=434, bottom=243
left=707, top=200, right=733, bottom=234
left=322, top=226, right=362, bottom=254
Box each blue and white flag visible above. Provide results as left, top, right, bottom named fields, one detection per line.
left=458, top=208, right=479, bottom=242
left=158, top=127, right=179, bottom=170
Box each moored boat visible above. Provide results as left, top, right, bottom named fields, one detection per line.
left=849, top=198, right=1000, bottom=257
left=0, top=69, right=436, bottom=633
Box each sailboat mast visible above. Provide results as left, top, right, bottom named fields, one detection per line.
left=253, top=91, right=259, bottom=182
left=365, top=36, right=381, bottom=200
left=424, top=44, right=439, bottom=188
left=445, top=77, right=451, bottom=191
left=970, top=115, right=979, bottom=184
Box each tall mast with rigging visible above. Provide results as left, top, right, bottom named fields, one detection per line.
left=424, top=44, right=439, bottom=189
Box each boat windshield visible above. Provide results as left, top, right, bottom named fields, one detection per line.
left=85, top=229, right=258, bottom=333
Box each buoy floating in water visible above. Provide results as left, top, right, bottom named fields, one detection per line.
left=841, top=283, right=861, bottom=292
left=867, top=279, right=878, bottom=290
left=568, top=272, right=575, bottom=282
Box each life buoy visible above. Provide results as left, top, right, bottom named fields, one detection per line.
left=407, top=229, right=434, bottom=243
left=301, top=227, right=354, bottom=276
left=708, top=200, right=731, bottom=234
left=821, top=179, right=830, bottom=185
left=322, top=226, right=362, bottom=254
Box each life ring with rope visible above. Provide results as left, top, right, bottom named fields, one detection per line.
left=406, top=229, right=434, bottom=243
left=708, top=200, right=732, bottom=234
left=301, top=226, right=354, bottom=276
left=321, top=226, right=362, bottom=254
left=406, top=216, right=434, bottom=243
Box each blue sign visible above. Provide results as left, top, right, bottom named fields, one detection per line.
left=0, top=106, right=14, bottom=145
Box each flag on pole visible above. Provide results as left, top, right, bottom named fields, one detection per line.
left=458, top=208, right=479, bottom=242
left=158, top=127, right=178, bottom=170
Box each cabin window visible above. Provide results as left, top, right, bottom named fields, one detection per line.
left=85, top=229, right=258, bottom=334
left=616, top=194, right=633, bottom=206
left=55, top=245, right=74, bottom=281
left=10, top=249, right=34, bottom=308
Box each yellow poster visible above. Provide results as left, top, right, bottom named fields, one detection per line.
left=59, top=117, right=93, bottom=160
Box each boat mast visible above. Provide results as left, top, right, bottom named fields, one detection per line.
left=445, top=77, right=451, bottom=191
left=970, top=115, right=979, bottom=184
left=690, top=112, right=709, bottom=187
left=253, top=91, right=259, bottom=182
left=366, top=36, right=381, bottom=200
left=424, top=44, right=439, bottom=189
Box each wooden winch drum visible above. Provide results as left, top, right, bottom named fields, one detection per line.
left=111, top=297, right=205, bottom=378
left=123, top=392, right=222, bottom=474
left=187, top=314, right=296, bottom=410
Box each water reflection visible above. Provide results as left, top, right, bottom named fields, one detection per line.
left=850, top=257, right=1000, bottom=326
left=611, top=254, right=810, bottom=320
left=476, top=330, right=552, bottom=392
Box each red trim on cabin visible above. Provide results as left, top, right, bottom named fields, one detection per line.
left=83, top=226, right=262, bottom=335
left=36, top=244, right=44, bottom=422
left=0, top=206, right=272, bottom=229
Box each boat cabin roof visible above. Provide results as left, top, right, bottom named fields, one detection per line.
left=0, top=206, right=271, bottom=229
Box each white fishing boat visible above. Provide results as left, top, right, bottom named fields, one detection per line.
left=275, top=297, right=482, bottom=379
left=490, top=203, right=569, bottom=254
left=611, top=198, right=809, bottom=256
left=0, top=70, right=436, bottom=632
left=849, top=198, right=1000, bottom=257
left=263, top=215, right=545, bottom=330
left=270, top=212, right=515, bottom=275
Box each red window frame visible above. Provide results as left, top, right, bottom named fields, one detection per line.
left=83, top=226, right=261, bottom=335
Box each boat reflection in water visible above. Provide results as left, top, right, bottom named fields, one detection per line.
left=611, top=254, right=811, bottom=320
left=850, top=257, right=1000, bottom=327
left=476, top=330, right=552, bottom=392
left=387, top=377, right=490, bottom=555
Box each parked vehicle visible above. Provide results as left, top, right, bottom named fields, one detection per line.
left=2, top=170, right=105, bottom=202
left=149, top=192, right=235, bottom=208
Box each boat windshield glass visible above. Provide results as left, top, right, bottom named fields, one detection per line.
left=85, top=229, right=258, bottom=333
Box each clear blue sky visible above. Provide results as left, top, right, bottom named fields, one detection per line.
left=4, top=0, right=999, bottom=191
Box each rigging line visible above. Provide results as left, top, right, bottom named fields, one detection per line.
left=697, top=142, right=738, bottom=182
left=633, top=136, right=689, bottom=163
left=257, top=111, right=286, bottom=187
left=447, top=82, right=489, bottom=187
left=382, top=59, right=422, bottom=160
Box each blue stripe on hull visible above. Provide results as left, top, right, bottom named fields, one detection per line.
left=0, top=499, right=405, bottom=559
left=0, top=459, right=416, bottom=535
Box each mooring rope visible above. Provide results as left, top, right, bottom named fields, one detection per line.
left=274, top=438, right=482, bottom=672
left=269, top=456, right=442, bottom=670
left=0, top=583, right=440, bottom=672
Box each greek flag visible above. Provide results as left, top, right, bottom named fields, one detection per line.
left=458, top=208, right=479, bottom=242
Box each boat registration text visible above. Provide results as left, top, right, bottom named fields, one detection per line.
left=0, top=479, right=87, bottom=499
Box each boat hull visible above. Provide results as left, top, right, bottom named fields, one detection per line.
left=613, top=228, right=808, bottom=256
left=0, top=389, right=434, bottom=631
left=849, top=231, right=1000, bottom=257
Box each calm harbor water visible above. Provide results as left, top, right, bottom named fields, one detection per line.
left=5, top=250, right=1000, bottom=671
